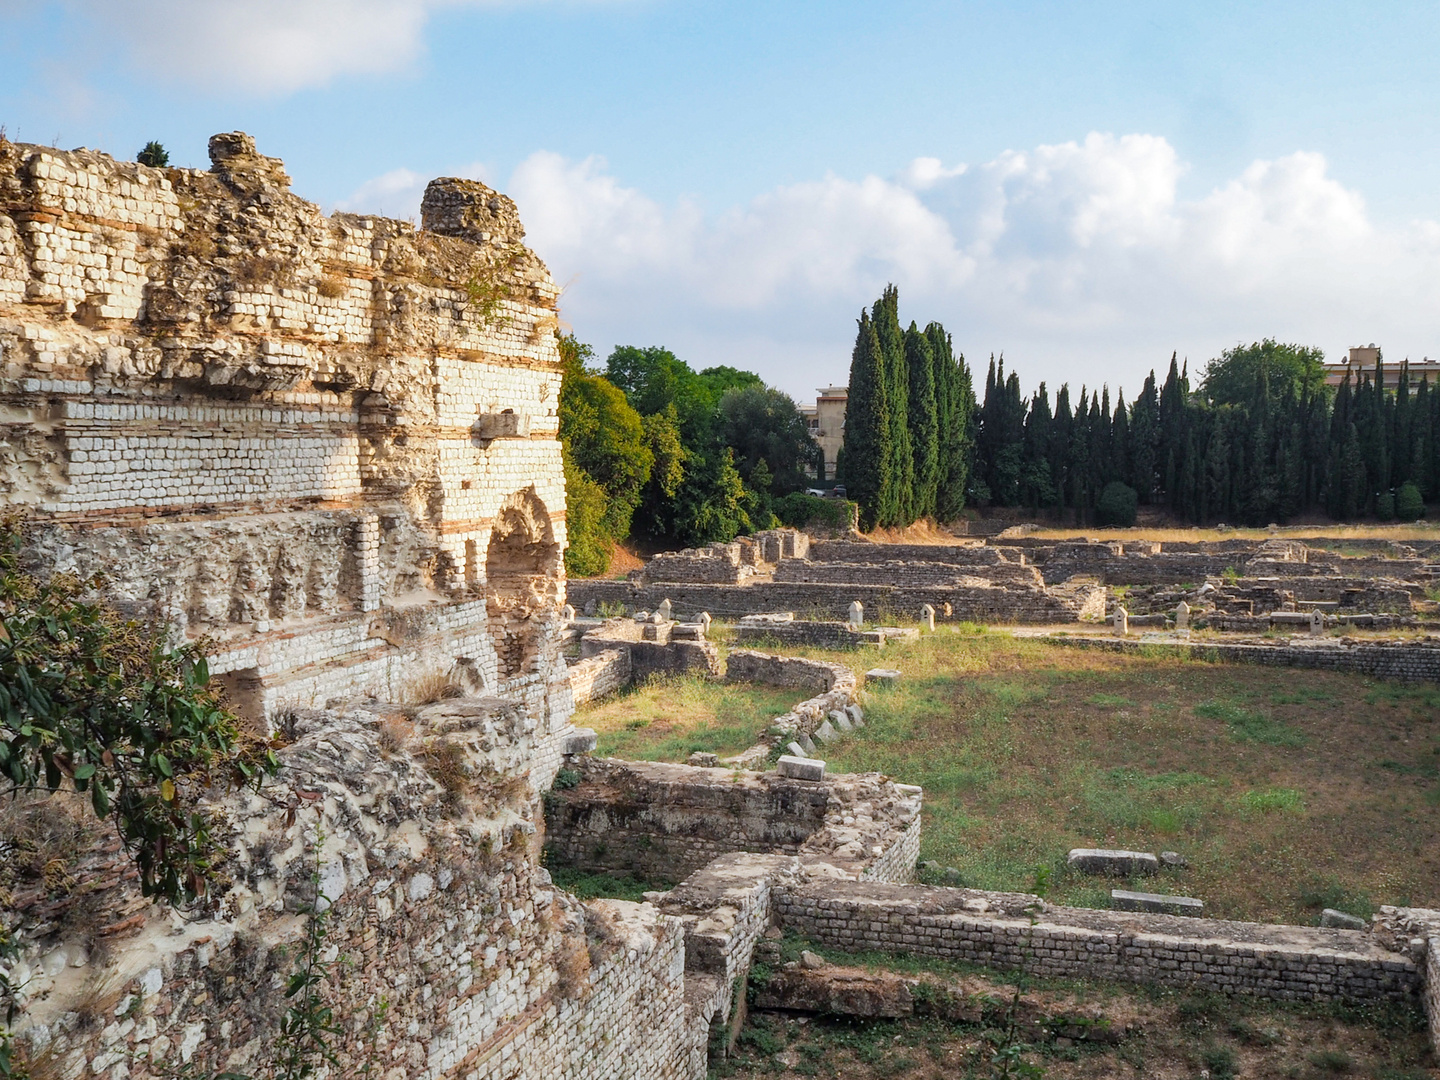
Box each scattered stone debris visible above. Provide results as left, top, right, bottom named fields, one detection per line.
left=1111, top=889, right=1205, bottom=916
left=1068, top=849, right=1160, bottom=875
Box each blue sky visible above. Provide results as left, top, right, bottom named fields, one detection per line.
left=4, top=0, right=1439, bottom=400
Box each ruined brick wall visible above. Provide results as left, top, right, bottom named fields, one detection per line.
left=568, top=579, right=1103, bottom=625
left=8, top=703, right=698, bottom=1080
left=1052, top=635, right=1440, bottom=684
left=567, top=648, right=632, bottom=707
left=1, top=133, right=576, bottom=775
left=774, top=880, right=1422, bottom=1004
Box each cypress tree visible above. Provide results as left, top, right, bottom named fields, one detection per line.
left=1129, top=371, right=1161, bottom=501
left=840, top=310, right=891, bottom=530
left=872, top=286, right=912, bottom=525
left=927, top=323, right=973, bottom=520
left=904, top=322, right=940, bottom=519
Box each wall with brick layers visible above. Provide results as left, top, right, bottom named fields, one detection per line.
left=2, top=134, right=574, bottom=754
left=8, top=704, right=699, bottom=1080
left=567, top=579, right=1102, bottom=625
left=1051, top=635, right=1440, bottom=684
left=774, top=880, right=1421, bottom=1003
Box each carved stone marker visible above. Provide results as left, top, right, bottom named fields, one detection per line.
left=657, top=598, right=673, bottom=622
left=562, top=604, right=576, bottom=622
left=699, top=611, right=712, bottom=634
left=848, top=600, right=864, bottom=628
left=777, top=755, right=826, bottom=781
left=1174, top=601, right=1189, bottom=630
left=1113, top=606, right=1129, bottom=636
left=1310, top=609, right=1325, bottom=637
left=920, top=603, right=936, bottom=631
left=563, top=728, right=598, bottom=755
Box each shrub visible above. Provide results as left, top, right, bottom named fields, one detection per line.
left=136, top=140, right=169, bottom=167
left=1396, top=481, right=1425, bottom=522
left=1095, top=481, right=1138, bottom=527
left=772, top=492, right=857, bottom=532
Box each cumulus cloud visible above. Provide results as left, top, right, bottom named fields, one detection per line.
left=334, top=161, right=488, bottom=218
left=497, top=133, right=1440, bottom=398
left=50, top=0, right=583, bottom=94
left=342, top=132, right=1440, bottom=398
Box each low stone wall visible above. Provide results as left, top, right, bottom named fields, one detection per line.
left=544, top=758, right=921, bottom=884
left=567, top=648, right=632, bottom=707
left=1051, top=635, right=1440, bottom=684
left=578, top=618, right=722, bottom=682
left=806, top=541, right=1008, bottom=565
left=568, top=579, right=1103, bottom=625
left=774, top=559, right=1043, bottom=588
left=545, top=758, right=834, bottom=882
left=724, top=650, right=851, bottom=693
left=733, top=619, right=872, bottom=650
left=774, top=880, right=1422, bottom=1004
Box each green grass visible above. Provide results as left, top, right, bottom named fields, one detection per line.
left=577, top=629, right=1440, bottom=923
left=581, top=675, right=800, bottom=761
left=545, top=864, right=670, bottom=902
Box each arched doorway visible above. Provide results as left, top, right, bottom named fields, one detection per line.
left=485, top=489, right=562, bottom=680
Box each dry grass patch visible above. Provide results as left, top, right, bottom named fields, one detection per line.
left=576, top=674, right=802, bottom=761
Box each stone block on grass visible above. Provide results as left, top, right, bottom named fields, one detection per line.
left=1067, top=848, right=1159, bottom=875
left=813, top=719, right=840, bottom=745
left=1321, top=909, right=1369, bottom=931
left=865, top=668, right=901, bottom=687
left=829, top=709, right=852, bottom=732
left=1110, top=889, right=1203, bottom=915
left=845, top=704, right=864, bottom=727
left=563, top=728, right=598, bottom=755
left=777, top=755, right=825, bottom=781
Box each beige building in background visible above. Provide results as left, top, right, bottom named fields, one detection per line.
left=1325, top=344, right=1440, bottom=389
left=800, top=385, right=848, bottom=482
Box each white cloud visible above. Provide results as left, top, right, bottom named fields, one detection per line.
left=52, top=0, right=591, bottom=94
left=483, top=133, right=1440, bottom=398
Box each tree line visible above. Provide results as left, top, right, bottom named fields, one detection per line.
left=842, top=287, right=1436, bottom=529
left=559, top=336, right=825, bottom=575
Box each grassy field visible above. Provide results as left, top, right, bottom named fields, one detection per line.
left=573, top=629, right=1440, bottom=924
left=581, top=676, right=802, bottom=761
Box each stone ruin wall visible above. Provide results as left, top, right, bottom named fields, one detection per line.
left=1, top=132, right=577, bottom=762
left=0, top=134, right=712, bottom=1080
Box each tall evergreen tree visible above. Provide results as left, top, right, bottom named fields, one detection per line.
left=872, top=286, right=913, bottom=525
left=840, top=310, right=891, bottom=530
left=904, top=322, right=940, bottom=519
left=927, top=323, right=973, bottom=520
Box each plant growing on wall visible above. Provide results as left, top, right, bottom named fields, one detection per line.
left=0, top=518, right=278, bottom=1075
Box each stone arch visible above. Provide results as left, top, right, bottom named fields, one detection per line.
left=485, top=488, right=562, bottom=680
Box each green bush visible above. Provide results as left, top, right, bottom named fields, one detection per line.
left=1095, top=481, right=1138, bottom=527
left=136, top=140, right=169, bottom=168
left=1376, top=489, right=1395, bottom=521
left=773, top=492, right=857, bottom=531
left=1396, top=482, right=1425, bottom=522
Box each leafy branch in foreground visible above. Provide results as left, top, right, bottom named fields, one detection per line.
left=1, top=516, right=278, bottom=1076
left=0, top=519, right=278, bottom=907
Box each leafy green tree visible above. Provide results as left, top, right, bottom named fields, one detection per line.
left=717, top=384, right=822, bottom=495
left=1096, top=481, right=1138, bottom=526
left=1201, top=339, right=1327, bottom=408
left=558, top=336, right=653, bottom=574
left=839, top=310, right=891, bottom=530
left=137, top=141, right=169, bottom=168
left=1396, top=481, right=1425, bottom=521
left=671, top=448, right=752, bottom=545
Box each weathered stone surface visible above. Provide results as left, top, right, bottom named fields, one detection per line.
left=778, top=756, right=826, bottom=781
left=563, top=728, right=599, bottom=755
left=1067, top=849, right=1160, bottom=876
left=1159, top=851, right=1189, bottom=869
left=813, top=720, right=840, bottom=745
left=751, top=966, right=914, bottom=1018
left=689, top=751, right=720, bottom=768
left=845, top=703, right=865, bottom=727
left=1110, top=889, right=1204, bottom=915
left=865, top=668, right=901, bottom=686
left=830, top=709, right=852, bottom=732
left=1322, top=909, right=1369, bottom=931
